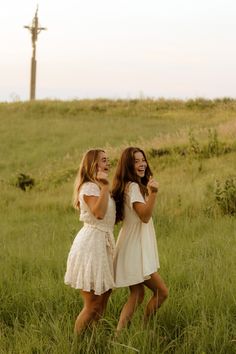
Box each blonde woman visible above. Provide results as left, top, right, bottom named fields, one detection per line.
left=64, top=149, right=116, bottom=334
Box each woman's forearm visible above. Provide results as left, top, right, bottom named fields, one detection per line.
left=133, top=192, right=157, bottom=223
left=84, top=185, right=109, bottom=219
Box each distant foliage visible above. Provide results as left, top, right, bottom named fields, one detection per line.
left=16, top=173, right=35, bottom=191
left=149, top=147, right=172, bottom=158
left=188, top=129, right=232, bottom=159
left=188, top=130, right=201, bottom=155
left=148, top=129, right=233, bottom=165
left=90, top=104, right=107, bottom=113
left=186, top=98, right=216, bottom=110
left=214, top=177, right=236, bottom=215
left=206, top=129, right=220, bottom=157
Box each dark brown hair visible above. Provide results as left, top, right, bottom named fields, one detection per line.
left=111, top=147, right=152, bottom=223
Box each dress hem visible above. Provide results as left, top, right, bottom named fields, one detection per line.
left=64, top=282, right=114, bottom=296
left=115, top=268, right=160, bottom=288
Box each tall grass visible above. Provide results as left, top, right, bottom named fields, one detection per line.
left=0, top=99, right=236, bottom=353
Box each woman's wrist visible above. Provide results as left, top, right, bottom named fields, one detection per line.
left=149, top=187, right=158, bottom=194
left=100, top=183, right=110, bottom=191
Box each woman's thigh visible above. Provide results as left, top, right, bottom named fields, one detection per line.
left=80, top=290, right=103, bottom=308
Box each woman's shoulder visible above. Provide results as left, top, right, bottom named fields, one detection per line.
left=126, top=181, right=145, bottom=203
left=126, top=181, right=140, bottom=192
left=80, top=181, right=100, bottom=196
left=82, top=181, right=99, bottom=187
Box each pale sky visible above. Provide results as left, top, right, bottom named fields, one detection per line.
left=1, top=0, right=236, bottom=101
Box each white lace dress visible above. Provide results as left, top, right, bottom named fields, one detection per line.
left=114, top=182, right=160, bottom=287
left=64, top=182, right=116, bottom=295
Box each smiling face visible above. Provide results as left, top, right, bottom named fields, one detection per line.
left=134, top=151, right=147, bottom=178
left=97, top=151, right=109, bottom=173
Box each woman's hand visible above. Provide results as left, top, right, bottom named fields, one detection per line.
left=96, top=169, right=109, bottom=187
left=147, top=177, right=159, bottom=194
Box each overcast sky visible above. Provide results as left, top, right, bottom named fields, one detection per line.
left=1, top=0, right=236, bottom=101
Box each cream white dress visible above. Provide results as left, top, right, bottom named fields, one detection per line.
left=64, top=182, right=116, bottom=295
left=114, top=182, right=160, bottom=287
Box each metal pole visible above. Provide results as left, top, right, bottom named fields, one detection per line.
left=24, top=7, right=46, bottom=101
left=30, top=51, right=36, bottom=100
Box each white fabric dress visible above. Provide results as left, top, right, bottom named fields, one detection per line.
left=114, top=182, right=160, bottom=287
left=64, top=182, right=116, bottom=295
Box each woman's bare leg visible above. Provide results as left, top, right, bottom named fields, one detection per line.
left=116, top=284, right=144, bottom=332
left=144, top=272, right=168, bottom=321
left=100, top=289, right=112, bottom=316
left=74, top=290, right=104, bottom=334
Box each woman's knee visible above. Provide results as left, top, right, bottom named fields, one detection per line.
left=138, top=286, right=145, bottom=304
left=159, top=285, right=168, bottom=301
left=151, top=273, right=168, bottom=300
left=130, top=285, right=145, bottom=305
left=86, top=298, right=103, bottom=316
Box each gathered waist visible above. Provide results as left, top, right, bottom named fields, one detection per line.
left=84, top=223, right=113, bottom=233
left=83, top=223, right=115, bottom=253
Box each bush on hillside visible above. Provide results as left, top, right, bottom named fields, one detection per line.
left=188, top=129, right=232, bottom=159
left=16, top=173, right=35, bottom=191
left=214, top=177, right=236, bottom=215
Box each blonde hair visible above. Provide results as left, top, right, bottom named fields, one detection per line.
left=73, top=149, right=105, bottom=209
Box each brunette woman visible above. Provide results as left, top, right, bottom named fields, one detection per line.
left=112, top=147, right=168, bottom=332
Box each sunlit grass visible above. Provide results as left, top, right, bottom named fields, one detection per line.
left=0, top=99, right=236, bottom=353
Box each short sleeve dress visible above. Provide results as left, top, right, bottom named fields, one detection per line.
left=64, top=182, right=116, bottom=295
left=114, top=182, right=160, bottom=287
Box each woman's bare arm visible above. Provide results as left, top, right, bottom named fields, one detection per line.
left=133, top=178, right=158, bottom=223
left=84, top=185, right=109, bottom=219
left=84, top=171, right=110, bottom=219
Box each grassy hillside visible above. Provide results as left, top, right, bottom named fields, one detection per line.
left=0, top=99, right=236, bottom=353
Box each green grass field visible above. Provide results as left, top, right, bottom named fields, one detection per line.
left=0, top=99, right=236, bottom=353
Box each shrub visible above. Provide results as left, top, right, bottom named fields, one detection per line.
left=188, top=129, right=232, bottom=159
left=148, top=147, right=171, bottom=158
left=16, top=173, right=35, bottom=191
left=214, top=177, right=236, bottom=215
left=188, top=130, right=201, bottom=155
left=205, top=129, right=220, bottom=157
